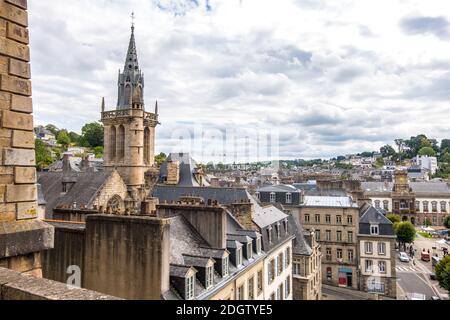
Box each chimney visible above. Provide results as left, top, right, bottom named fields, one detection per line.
left=62, top=154, right=71, bottom=173
left=165, top=161, right=180, bottom=185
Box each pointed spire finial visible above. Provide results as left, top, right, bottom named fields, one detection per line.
left=101, top=97, right=105, bottom=112
left=131, top=11, right=135, bottom=31
left=155, top=100, right=159, bottom=114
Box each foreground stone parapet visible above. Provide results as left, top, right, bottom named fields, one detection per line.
left=0, top=267, right=121, bottom=300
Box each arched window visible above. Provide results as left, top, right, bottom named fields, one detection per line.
left=107, top=195, right=124, bottom=214
left=110, top=126, right=116, bottom=162
left=117, top=125, right=125, bottom=162
left=144, top=127, right=150, bottom=164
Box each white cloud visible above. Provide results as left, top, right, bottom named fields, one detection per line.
left=28, top=0, right=450, bottom=161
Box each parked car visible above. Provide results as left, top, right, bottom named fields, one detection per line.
left=429, top=273, right=437, bottom=280
left=399, top=252, right=410, bottom=262
left=430, top=296, right=441, bottom=300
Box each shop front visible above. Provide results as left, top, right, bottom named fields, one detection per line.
left=338, top=267, right=353, bottom=288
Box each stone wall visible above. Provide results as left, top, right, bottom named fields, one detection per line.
left=0, top=267, right=120, bottom=300
left=0, top=0, right=54, bottom=274
left=83, top=214, right=170, bottom=300
left=42, top=222, right=85, bottom=285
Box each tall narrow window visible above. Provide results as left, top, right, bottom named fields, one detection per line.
left=270, top=192, right=276, bottom=203
left=144, top=127, right=151, bottom=164
left=186, top=275, right=195, bottom=300
left=110, top=126, right=116, bottom=162
left=286, top=193, right=292, bottom=204
left=117, top=125, right=125, bottom=161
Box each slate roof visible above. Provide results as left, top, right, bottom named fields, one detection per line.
left=38, top=171, right=114, bottom=218
left=152, top=185, right=249, bottom=205
left=359, top=205, right=395, bottom=236
left=288, top=215, right=313, bottom=256
left=159, top=153, right=209, bottom=187
left=362, top=181, right=450, bottom=196
left=246, top=192, right=288, bottom=228
left=301, top=196, right=358, bottom=208
left=257, top=184, right=300, bottom=193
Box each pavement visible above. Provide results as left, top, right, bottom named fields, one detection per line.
left=396, top=233, right=449, bottom=300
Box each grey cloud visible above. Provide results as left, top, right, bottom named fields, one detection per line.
left=400, top=16, right=450, bottom=39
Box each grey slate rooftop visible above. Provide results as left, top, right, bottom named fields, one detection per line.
left=159, top=153, right=210, bottom=187
left=301, top=196, right=358, bottom=208
left=362, top=181, right=450, bottom=196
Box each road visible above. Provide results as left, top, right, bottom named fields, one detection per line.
left=396, top=260, right=436, bottom=299
left=396, top=232, right=449, bottom=300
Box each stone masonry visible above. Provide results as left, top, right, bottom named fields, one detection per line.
left=0, top=0, right=54, bottom=276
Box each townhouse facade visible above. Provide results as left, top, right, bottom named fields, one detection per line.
left=358, top=204, right=397, bottom=299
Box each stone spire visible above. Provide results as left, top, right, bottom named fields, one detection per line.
left=116, top=17, right=145, bottom=110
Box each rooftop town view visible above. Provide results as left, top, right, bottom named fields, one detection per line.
left=0, top=0, right=449, bottom=310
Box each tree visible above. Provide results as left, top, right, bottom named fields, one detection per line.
left=375, top=157, right=384, bottom=168
left=435, top=256, right=450, bottom=294
left=93, top=146, right=104, bottom=159
left=418, top=147, right=436, bottom=157
left=57, top=130, right=70, bottom=147
left=155, top=152, right=167, bottom=166
left=387, top=214, right=400, bottom=224
left=444, top=214, right=450, bottom=229
left=35, top=139, right=54, bottom=170
left=395, top=221, right=416, bottom=251
left=359, top=151, right=373, bottom=157
left=45, top=124, right=59, bottom=136
left=80, top=122, right=104, bottom=148
left=424, top=217, right=432, bottom=227
left=440, top=152, right=450, bottom=164
left=68, top=131, right=81, bottom=145
left=380, top=145, right=396, bottom=158
left=441, top=139, right=450, bottom=153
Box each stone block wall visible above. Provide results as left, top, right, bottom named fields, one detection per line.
left=0, top=0, right=54, bottom=274
left=0, top=267, right=121, bottom=300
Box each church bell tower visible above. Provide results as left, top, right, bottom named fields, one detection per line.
left=101, top=20, right=159, bottom=212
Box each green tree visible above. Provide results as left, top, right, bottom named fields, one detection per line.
left=424, top=217, right=432, bottom=227
left=375, top=157, right=384, bottom=168
left=35, top=139, right=54, bottom=170
left=395, top=221, right=416, bottom=251
left=45, top=124, right=59, bottom=136
left=155, top=152, right=167, bottom=166
left=418, top=147, right=436, bottom=157
left=440, top=152, right=450, bottom=164
left=444, top=214, right=450, bottom=229
left=441, top=139, right=450, bottom=153
left=435, top=256, right=450, bottom=294
left=93, top=146, right=104, bottom=159
left=387, top=214, right=400, bottom=224
left=68, top=131, right=81, bottom=145
left=80, top=122, right=104, bottom=148
left=57, top=130, right=70, bottom=147
left=380, top=145, right=396, bottom=158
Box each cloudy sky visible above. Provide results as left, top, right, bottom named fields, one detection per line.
left=28, top=0, right=450, bottom=162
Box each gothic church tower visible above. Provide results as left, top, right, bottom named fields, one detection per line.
left=101, top=23, right=159, bottom=210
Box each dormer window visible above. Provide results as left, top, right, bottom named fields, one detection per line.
left=286, top=193, right=292, bottom=204
left=270, top=192, right=276, bottom=203
left=256, top=192, right=260, bottom=200
left=284, top=219, right=289, bottom=234
left=256, top=237, right=261, bottom=254
left=370, top=225, right=379, bottom=235
left=186, top=275, right=195, bottom=300
left=206, top=266, right=214, bottom=289
left=222, top=257, right=229, bottom=277
left=247, top=243, right=253, bottom=260
left=236, top=248, right=243, bottom=267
